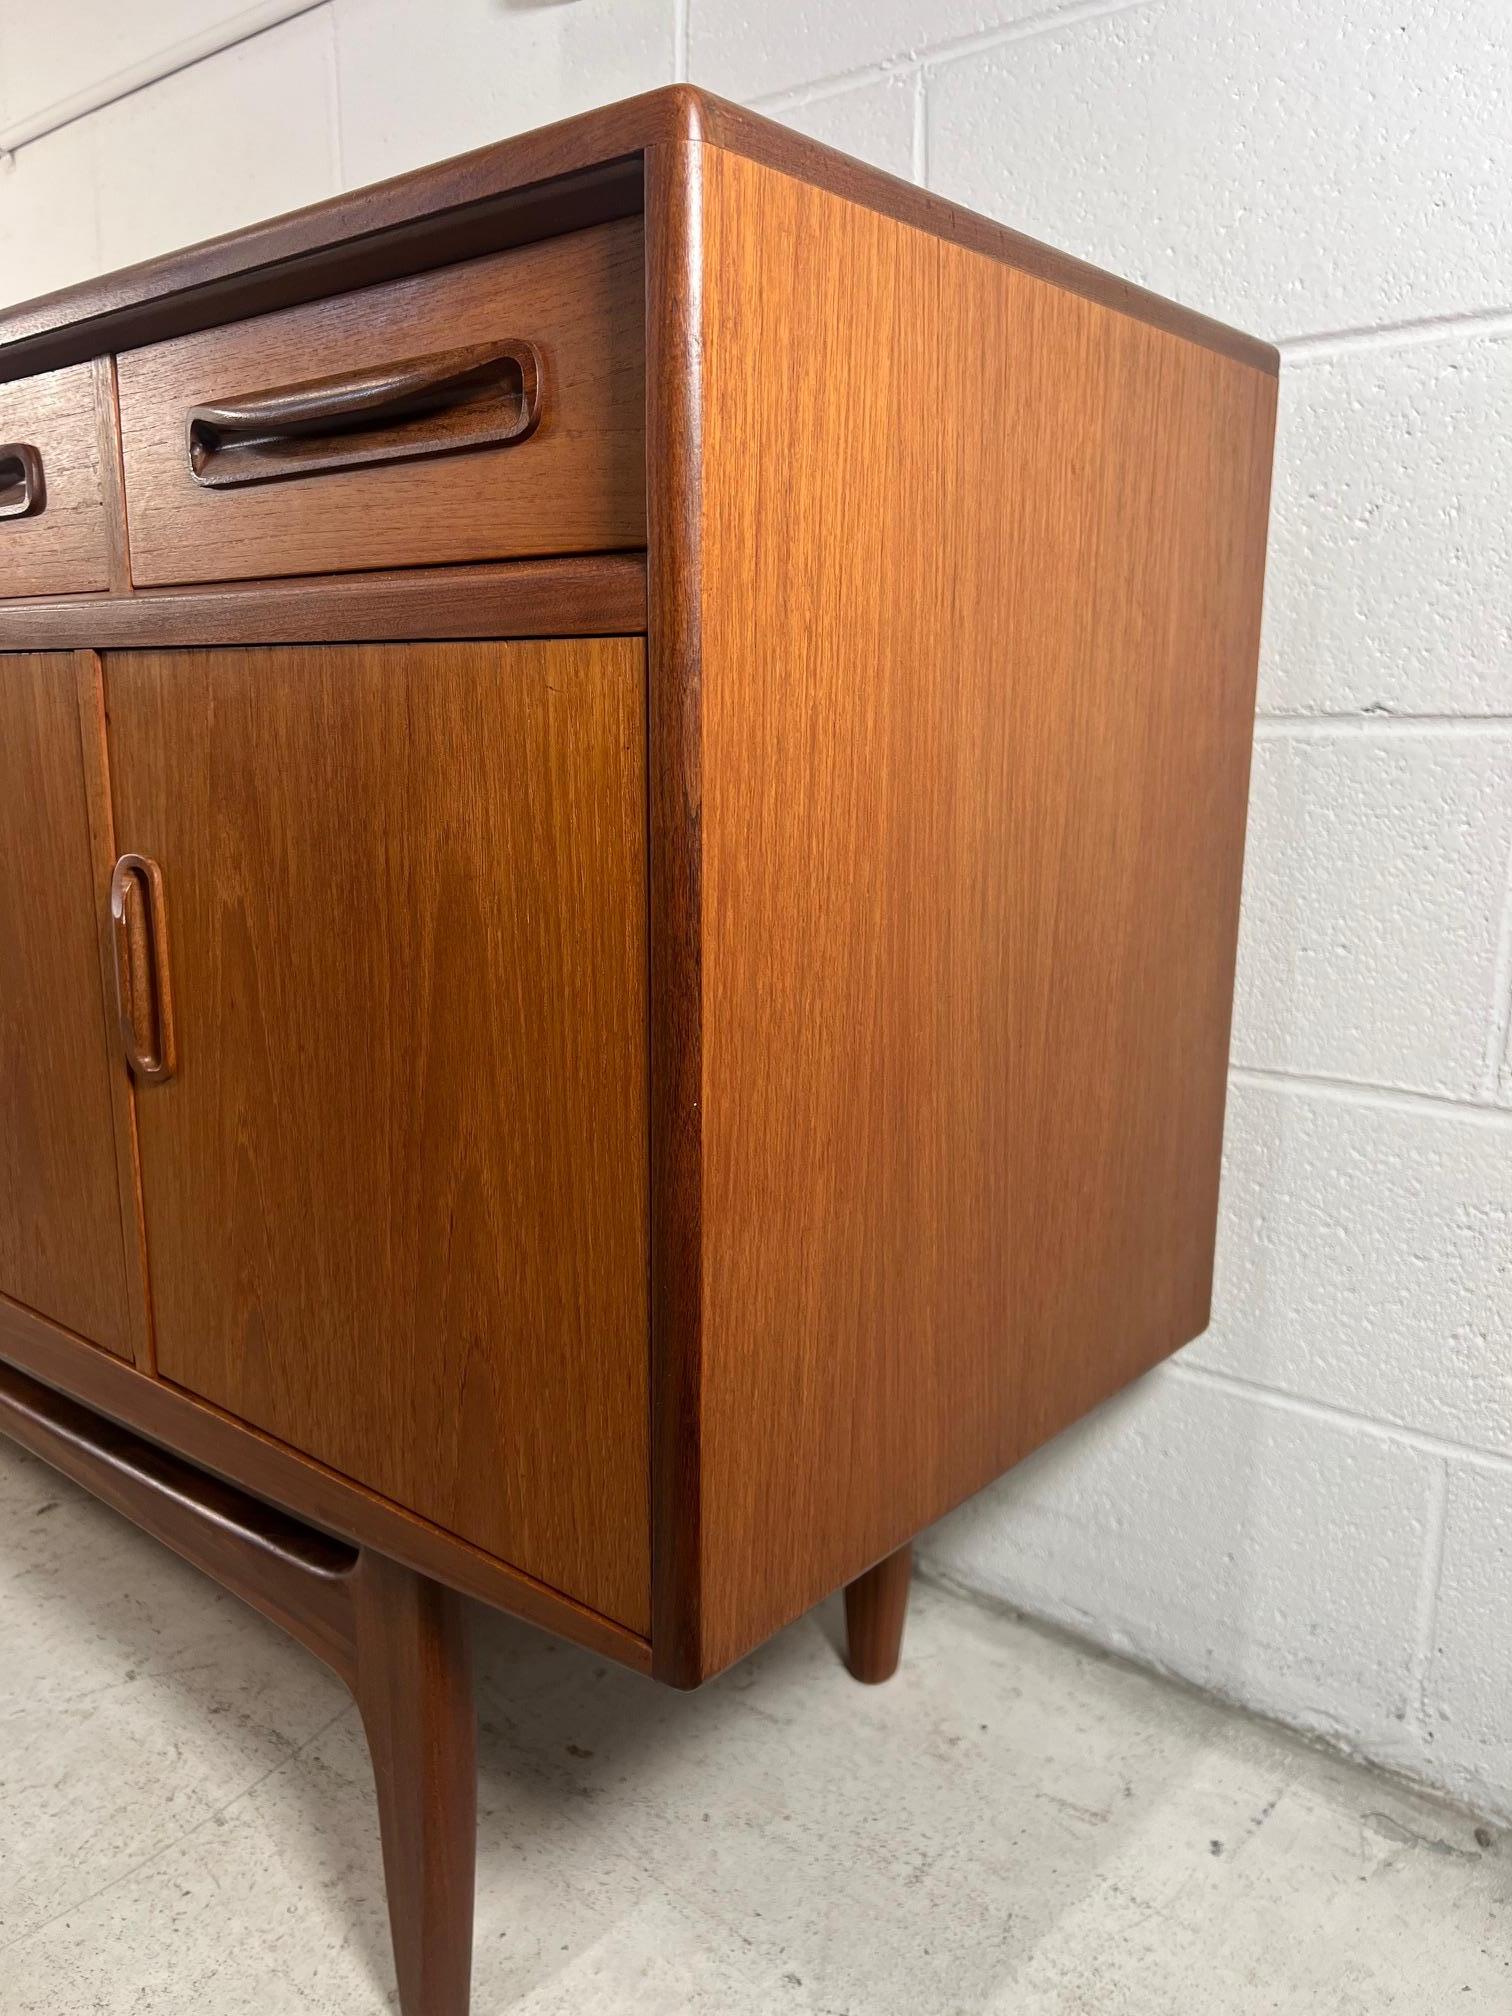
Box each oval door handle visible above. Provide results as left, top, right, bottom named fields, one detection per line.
left=185, top=340, right=545, bottom=488
left=110, top=854, right=177, bottom=1084
left=0, top=443, right=44, bottom=519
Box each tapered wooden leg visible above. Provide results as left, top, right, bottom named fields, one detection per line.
left=352, top=1553, right=477, bottom=2016
left=844, top=1541, right=912, bottom=1683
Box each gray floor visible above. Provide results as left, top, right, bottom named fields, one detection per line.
left=0, top=1437, right=1505, bottom=2015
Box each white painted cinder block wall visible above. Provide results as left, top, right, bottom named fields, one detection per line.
left=3, top=0, right=1508, bottom=1821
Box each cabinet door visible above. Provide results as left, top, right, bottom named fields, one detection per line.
left=106, top=640, right=649, bottom=1630
left=0, top=652, right=135, bottom=1356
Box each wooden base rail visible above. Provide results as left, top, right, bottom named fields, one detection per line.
left=0, top=1361, right=477, bottom=2016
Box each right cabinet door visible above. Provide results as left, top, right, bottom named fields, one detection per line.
left=105, top=638, right=650, bottom=1630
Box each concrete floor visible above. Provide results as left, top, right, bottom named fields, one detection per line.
left=0, top=1437, right=1506, bottom=2016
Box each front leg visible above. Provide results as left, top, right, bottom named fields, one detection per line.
left=352, top=1552, right=477, bottom=2016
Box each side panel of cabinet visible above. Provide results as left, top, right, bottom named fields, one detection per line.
left=104, top=639, right=650, bottom=1631
left=666, top=146, right=1276, bottom=1679
left=0, top=652, right=137, bottom=1356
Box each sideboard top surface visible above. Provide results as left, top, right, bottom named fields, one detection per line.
left=0, top=86, right=1276, bottom=386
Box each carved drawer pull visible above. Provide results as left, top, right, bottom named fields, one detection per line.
left=186, top=341, right=544, bottom=488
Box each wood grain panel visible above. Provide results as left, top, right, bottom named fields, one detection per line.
left=0, top=653, right=134, bottom=1353
left=678, top=148, right=1276, bottom=1679
left=0, top=364, right=112, bottom=596
left=117, top=219, right=645, bottom=587
left=105, top=639, right=650, bottom=1629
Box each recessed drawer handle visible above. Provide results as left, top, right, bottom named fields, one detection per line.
left=0, top=442, right=44, bottom=519
left=110, top=853, right=177, bottom=1085
left=185, top=340, right=544, bottom=489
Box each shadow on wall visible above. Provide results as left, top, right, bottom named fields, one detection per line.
left=920, top=1064, right=1445, bottom=1785
left=922, top=1365, right=1271, bottom=1732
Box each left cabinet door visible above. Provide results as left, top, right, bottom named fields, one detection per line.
left=0, top=653, right=137, bottom=1355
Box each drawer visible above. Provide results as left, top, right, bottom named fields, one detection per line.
left=0, top=362, right=113, bottom=598
left=116, top=217, right=646, bottom=588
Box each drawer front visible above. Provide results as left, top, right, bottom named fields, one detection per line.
left=117, top=218, right=646, bottom=587
left=0, top=363, right=112, bottom=597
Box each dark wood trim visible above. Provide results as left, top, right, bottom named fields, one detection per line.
left=0, top=555, right=647, bottom=649
left=0, top=1291, right=652, bottom=1675
left=0, top=162, right=645, bottom=385
left=0, top=88, right=1272, bottom=388
left=644, top=140, right=707, bottom=1689
left=0, top=1360, right=477, bottom=2016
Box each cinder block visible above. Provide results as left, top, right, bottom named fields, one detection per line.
left=1231, top=731, right=1512, bottom=1098
left=1262, top=334, right=1512, bottom=718
left=762, top=77, right=916, bottom=181
left=334, top=0, right=674, bottom=188
left=1195, top=1080, right=1512, bottom=1457
left=921, top=1370, right=1436, bottom=1757
left=93, top=11, right=337, bottom=271
left=0, top=119, right=99, bottom=300
left=927, top=0, right=1512, bottom=338
left=1423, top=1459, right=1512, bottom=1821
left=689, top=0, right=1053, bottom=107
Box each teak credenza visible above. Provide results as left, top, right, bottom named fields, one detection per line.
left=0, top=87, right=1276, bottom=2014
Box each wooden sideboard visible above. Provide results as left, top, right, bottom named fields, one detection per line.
left=0, top=87, right=1277, bottom=2015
